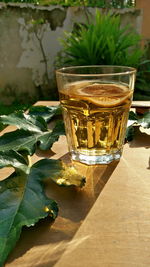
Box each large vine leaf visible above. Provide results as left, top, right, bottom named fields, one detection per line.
left=0, top=151, right=59, bottom=267
left=38, top=120, right=65, bottom=150
left=0, top=150, right=85, bottom=266
left=0, top=150, right=28, bottom=172
left=0, top=129, right=37, bottom=155
left=126, top=111, right=150, bottom=141
left=33, top=159, right=86, bottom=187
left=138, top=111, right=150, bottom=128
left=127, top=111, right=138, bottom=127
left=127, top=110, right=150, bottom=128
left=0, top=112, right=47, bottom=133
left=0, top=111, right=65, bottom=155
left=126, top=125, right=135, bottom=142
left=28, top=105, right=62, bottom=123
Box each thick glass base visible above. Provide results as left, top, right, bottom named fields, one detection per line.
left=71, top=150, right=122, bottom=165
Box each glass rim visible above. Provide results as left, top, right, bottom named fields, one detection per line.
left=56, top=65, right=136, bottom=77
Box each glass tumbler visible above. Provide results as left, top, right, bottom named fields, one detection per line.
left=56, top=66, right=136, bottom=165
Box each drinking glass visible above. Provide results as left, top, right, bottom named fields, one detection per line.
left=56, top=66, right=136, bottom=165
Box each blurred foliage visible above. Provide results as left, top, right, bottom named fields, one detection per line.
left=0, top=103, right=30, bottom=116
left=0, top=0, right=135, bottom=7
left=57, top=10, right=143, bottom=67
left=43, top=0, right=135, bottom=7
left=56, top=10, right=150, bottom=100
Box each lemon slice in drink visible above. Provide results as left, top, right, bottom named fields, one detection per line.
left=76, top=83, right=132, bottom=107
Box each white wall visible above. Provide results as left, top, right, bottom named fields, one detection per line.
left=0, top=4, right=142, bottom=103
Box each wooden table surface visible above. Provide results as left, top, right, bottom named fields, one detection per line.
left=2, top=101, right=150, bottom=267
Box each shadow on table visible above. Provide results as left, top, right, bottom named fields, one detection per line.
left=7, top=153, right=118, bottom=267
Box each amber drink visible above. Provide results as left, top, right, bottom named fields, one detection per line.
left=56, top=66, right=136, bottom=164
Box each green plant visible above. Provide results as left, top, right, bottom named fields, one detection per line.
left=126, top=110, right=150, bottom=141
left=0, top=105, right=85, bottom=266
left=40, top=0, right=135, bottom=8
left=57, top=10, right=143, bottom=68
left=0, top=101, right=31, bottom=131
left=57, top=10, right=150, bottom=100
left=134, top=59, right=150, bottom=100
left=0, top=0, right=135, bottom=7
left=0, top=104, right=149, bottom=265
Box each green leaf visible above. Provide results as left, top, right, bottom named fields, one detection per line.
left=0, top=150, right=28, bottom=172
left=28, top=105, right=62, bottom=123
left=38, top=120, right=65, bottom=150
left=0, top=112, right=47, bottom=133
left=128, top=111, right=150, bottom=129
left=0, top=110, right=65, bottom=155
left=58, top=10, right=143, bottom=68
left=128, top=111, right=138, bottom=120
left=55, top=164, right=86, bottom=187
left=127, top=111, right=138, bottom=127
left=0, top=152, right=59, bottom=267
left=126, top=126, right=135, bottom=142
left=0, top=150, right=86, bottom=266
left=0, top=129, right=36, bottom=155
left=138, top=112, right=150, bottom=128
left=32, top=159, right=86, bottom=187
left=126, top=111, right=150, bottom=141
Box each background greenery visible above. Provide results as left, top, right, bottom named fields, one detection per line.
left=56, top=10, right=150, bottom=101
left=0, top=0, right=135, bottom=7
left=58, top=11, right=142, bottom=67
left=0, top=1, right=149, bottom=116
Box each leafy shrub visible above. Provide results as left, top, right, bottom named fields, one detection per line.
left=58, top=10, right=143, bottom=68
left=57, top=10, right=150, bottom=100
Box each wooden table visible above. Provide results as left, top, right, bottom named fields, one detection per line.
left=2, top=101, right=150, bottom=267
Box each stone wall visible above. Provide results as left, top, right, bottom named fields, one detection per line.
left=0, top=4, right=142, bottom=103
